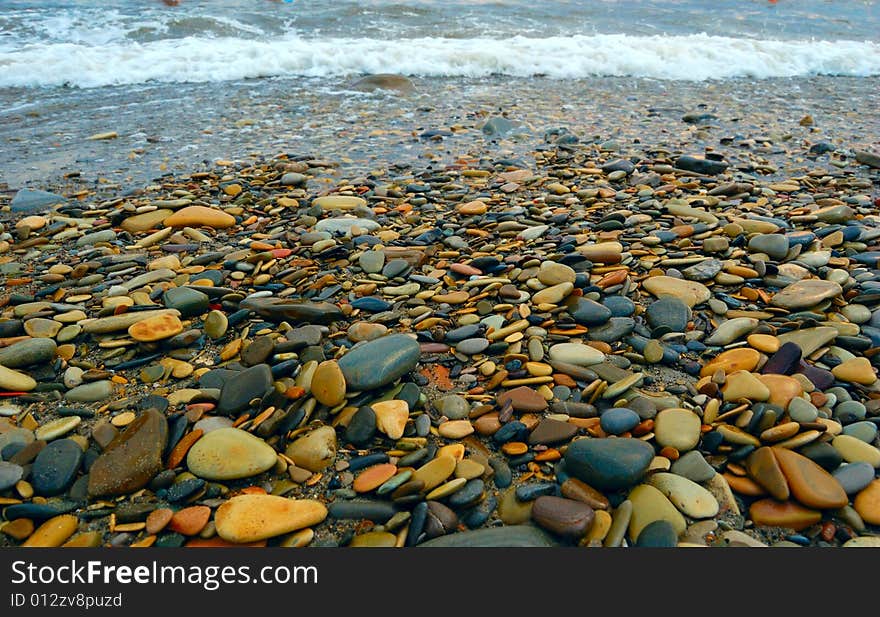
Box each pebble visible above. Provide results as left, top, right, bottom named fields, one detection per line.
left=771, top=279, right=843, bottom=310
left=564, top=438, right=654, bottom=490
left=530, top=496, right=594, bottom=540
left=832, top=462, right=875, bottom=495
left=628, top=483, right=687, bottom=540
left=653, top=408, right=701, bottom=452
left=647, top=473, right=719, bottom=519
left=636, top=520, right=679, bottom=547
left=548, top=343, right=605, bottom=366
left=0, top=365, right=37, bottom=392
left=311, top=360, right=347, bottom=407
left=88, top=410, right=168, bottom=497
left=853, top=480, right=880, bottom=525
left=34, top=416, right=81, bottom=441
left=832, top=435, right=880, bottom=467
left=214, top=495, right=327, bottom=543
left=22, top=514, right=78, bottom=547
left=642, top=276, right=711, bottom=308
left=0, top=461, right=24, bottom=491
left=64, top=380, right=113, bottom=402
left=30, top=439, right=83, bottom=496
left=284, top=425, right=337, bottom=472
left=216, top=364, right=274, bottom=415
left=187, top=427, right=277, bottom=480
left=338, top=334, right=420, bottom=391
left=646, top=296, right=690, bottom=333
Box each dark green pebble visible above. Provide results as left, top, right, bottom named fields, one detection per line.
left=636, top=520, right=679, bottom=547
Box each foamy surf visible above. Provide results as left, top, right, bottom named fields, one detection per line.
left=1, top=33, right=879, bottom=88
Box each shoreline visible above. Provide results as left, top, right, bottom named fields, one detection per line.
left=2, top=74, right=878, bottom=193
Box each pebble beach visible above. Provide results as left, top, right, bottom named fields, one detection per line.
left=1, top=0, right=880, bottom=549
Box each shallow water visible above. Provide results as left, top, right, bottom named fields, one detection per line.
left=0, top=1, right=878, bottom=87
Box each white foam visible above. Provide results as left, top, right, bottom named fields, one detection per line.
left=1, top=33, right=878, bottom=88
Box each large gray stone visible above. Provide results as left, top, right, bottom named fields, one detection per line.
left=564, top=437, right=654, bottom=491
left=338, top=334, right=420, bottom=391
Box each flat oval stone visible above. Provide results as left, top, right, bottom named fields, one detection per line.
left=168, top=505, right=211, bottom=536
left=569, top=297, right=612, bottom=326
left=240, top=297, right=344, bottom=324
left=771, top=447, right=848, bottom=509
left=600, top=407, right=640, bottom=435
left=701, top=348, right=761, bottom=376
left=548, top=343, right=605, bottom=366
left=532, top=282, right=573, bottom=305
left=128, top=313, right=184, bottom=342
left=528, top=418, right=578, bottom=445
left=722, top=370, right=770, bottom=402
left=418, top=525, right=558, bottom=547
left=704, top=317, right=759, bottom=346
left=0, top=338, right=56, bottom=368
left=216, top=364, right=274, bottom=416
left=88, top=409, right=168, bottom=497
left=636, top=520, right=679, bottom=547
left=628, top=483, right=687, bottom=540
left=497, top=386, right=548, bottom=413
left=766, top=344, right=807, bottom=380
left=338, top=334, right=420, bottom=391
left=0, top=461, right=23, bottom=491
left=65, top=380, right=113, bottom=403
left=646, top=296, right=690, bottom=333
left=749, top=499, right=821, bottom=531
left=164, top=205, right=235, bottom=229
left=22, top=514, right=78, bottom=547
left=771, top=279, right=842, bottom=310
left=455, top=338, right=490, bottom=355
left=314, top=195, right=367, bottom=210
left=412, top=455, right=456, bottom=492
left=0, top=365, right=37, bottom=392
left=311, top=360, right=346, bottom=407
left=654, top=408, right=701, bottom=452
left=31, top=439, right=83, bottom=496
left=538, top=261, right=576, bottom=286
left=328, top=500, right=397, bottom=522
left=748, top=233, right=789, bottom=260
left=853, top=480, right=880, bottom=525
left=214, top=495, right=327, bottom=543
left=349, top=531, right=397, bottom=547
left=34, top=416, right=81, bottom=441
left=746, top=447, right=790, bottom=501
left=531, top=496, right=594, bottom=540
left=642, top=276, right=711, bottom=308
left=648, top=472, right=719, bottom=519
left=187, top=427, right=277, bottom=480
left=353, top=463, right=398, bottom=493
left=833, top=462, right=875, bottom=495
left=832, top=435, right=880, bottom=468
left=345, top=406, right=377, bottom=446
left=564, top=438, right=654, bottom=490
left=670, top=451, right=716, bottom=483
left=831, top=357, right=876, bottom=385
left=776, top=327, right=838, bottom=357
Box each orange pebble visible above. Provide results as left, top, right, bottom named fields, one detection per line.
left=659, top=446, right=680, bottom=461
left=166, top=429, right=203, bottom=469
left=501, top=442, right=528, bottom=456
left=168, top=506, right=211, bottom=536
left=533, top=449, right=561, bottom=462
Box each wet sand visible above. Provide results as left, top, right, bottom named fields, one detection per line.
left=2, top=75, right=878, bottom=195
